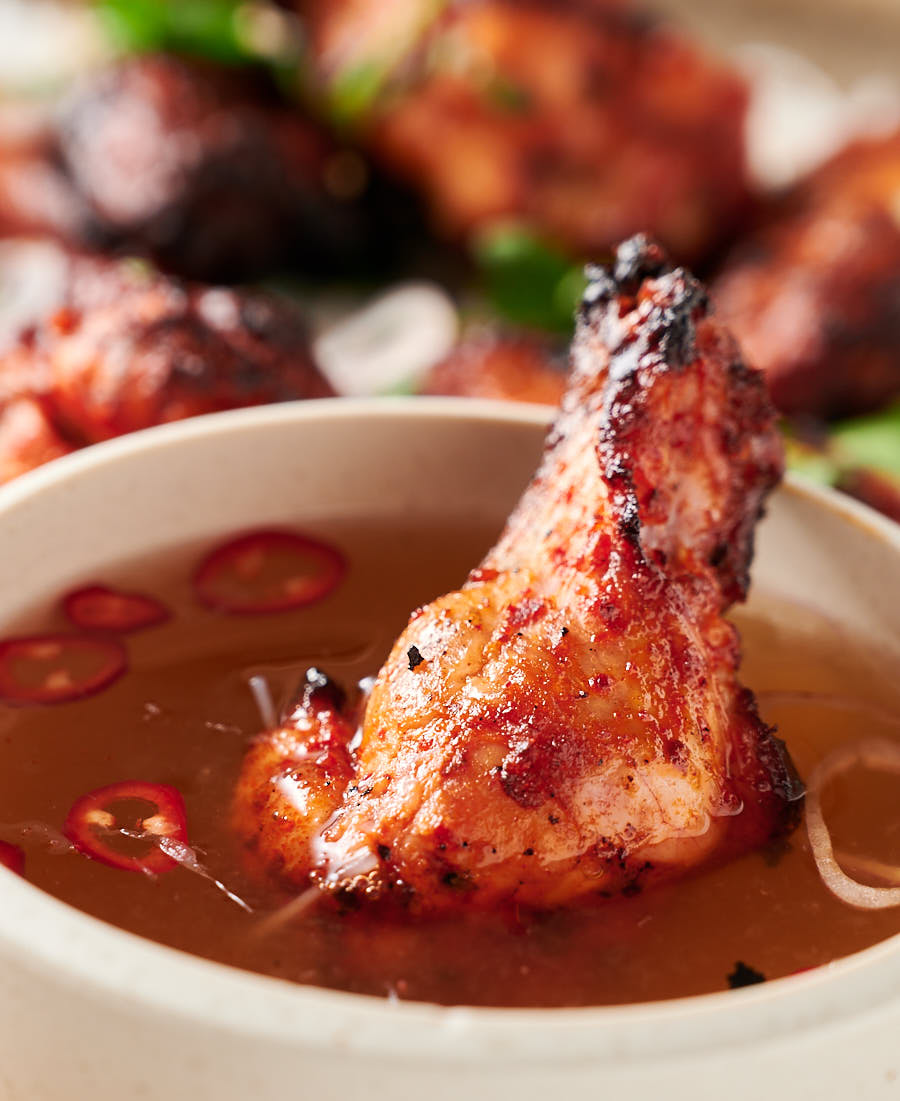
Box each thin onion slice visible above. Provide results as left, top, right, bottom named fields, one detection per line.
left=251, top=884, right=322, bottom=939
left=806, top=737, right=900, bottom=910
left=248, top=674, right=277, bottom=729
left=835, top=850, right=900, bottom=888
left=156, top=837, right=253, bottom=914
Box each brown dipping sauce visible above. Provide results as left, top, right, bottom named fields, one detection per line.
left=0, top=517, right=898, bottom=1007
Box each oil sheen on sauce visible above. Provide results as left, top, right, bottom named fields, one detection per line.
left=0, top=516, right=898, bottom=1008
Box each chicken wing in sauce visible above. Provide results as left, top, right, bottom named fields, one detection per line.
left=300, top=0, right=750, bottom=265
left=421, top=330, right=567, bottom=406
left=0, top=250, right=331, bottom=479
left=54, top=53, right=375, bottom=280
left=234, top=236, right=801, bottom=913
left=713, top=128, right=900, bottom=418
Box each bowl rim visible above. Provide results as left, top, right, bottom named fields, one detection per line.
left=0, top=395, right=899, bottom=1066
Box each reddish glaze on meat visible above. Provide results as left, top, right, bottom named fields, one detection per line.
left=301, top=0, right=751, bottom=264
left=62, top=585, right=170, bottom=634
left=0, top=251, right=332, bottom=482
left=193, top=530, right=347, bottom=615
left=64, top=780, right=188, bottom=875
left=713, top=129, right=900, bottom=418
left=421, top=330, right=567, bottom=406
left=0, top=396, right=74, bottom=485
left=233, top=236, right=801, bottom=913
left=0, top=634, right=127, bottom=706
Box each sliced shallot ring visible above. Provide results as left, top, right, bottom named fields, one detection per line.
left=62, top=584, right=170, bottom=634
left=806, top=737, right=900, bottom=910
left=0, top=634, right=127, bottom=705
left=0, top=840, right=24, bottom=876
left=193, top=529, right=346, bottom=615
left=64, top=780, right=188, bottom=875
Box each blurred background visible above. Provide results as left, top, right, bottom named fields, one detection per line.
left=0, top=0, right=898, bottom=521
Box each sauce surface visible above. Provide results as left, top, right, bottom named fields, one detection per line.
left=0, top=517, right=898, bottom=1007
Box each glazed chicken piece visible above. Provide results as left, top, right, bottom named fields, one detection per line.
left=0, top=250, right=332, bottom=479
left=234, top=236, right=801, bottom=912
left=299, top=0, right=750, bottom=265
left=421, top=330, right=567, bottom=406
left=0, top=396, right=73, bottom=484
left=53, top=53, right=375, bottom=280
left=713, top=128, right=900, bottom=418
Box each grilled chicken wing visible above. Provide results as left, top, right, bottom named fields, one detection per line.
left=0, top=250, right=331, bottom=479
left=421, top=330, right=567, bottom=406
left=234, top=237, right=800, bottom=912
left=300, top=0, right=750, bottom=264
left=713, top=128, right=900, bottom=418
left=0, top=57, right=378, bottom=282
left=48, top=53, right=375, bottom=280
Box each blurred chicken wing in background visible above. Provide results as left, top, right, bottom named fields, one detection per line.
left=299, top=0, right=751, bottom=266
left=714, top=128, right=900, bottom=419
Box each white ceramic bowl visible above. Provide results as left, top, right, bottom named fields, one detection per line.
left=0, top=398, right=898, bottom=1101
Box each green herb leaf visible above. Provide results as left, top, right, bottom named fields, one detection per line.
left=484, top=77, right=532, bottom=115
left=95, top=0, right=252, bottom=64
left=782, top=433, right=841, bottom=487
left=473, top=223, right=585, bottom=334
left=831, top=403, right=900, bottom=480
left=328, top=62, right=388, bottom=127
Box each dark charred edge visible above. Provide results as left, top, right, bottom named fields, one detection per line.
left=582, top=234, right=708, bottom=370
left=579, top=235, right=781, bottom=599
left=301, top=667, right=347, bottom=713
left=581, top=236, right=710, bottom=562
left=737, top=687, right=805, bottom=836
left=727, top=961, right=766, bottom=989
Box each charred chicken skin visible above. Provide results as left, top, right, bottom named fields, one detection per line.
left=2, top=54, right=374, bottom=282
left=56, top=53, right=377, bottom=281
left=713, top=128, right=900, bottom=418
left=300, top=0, right=750, bottom=265
left=0, top=251, right=332, bottom=478
left=234, top=236, right=801, bottom=912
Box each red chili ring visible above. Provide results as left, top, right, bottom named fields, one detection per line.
left=0, top=840, right=24, bottom=877
left=64, top=780, right=188, bottom=875
left=0, top=634, right=127, bottom=706
left=192, top=529, right=346, bottom=615
left=62, top=585, right=170, bottom=634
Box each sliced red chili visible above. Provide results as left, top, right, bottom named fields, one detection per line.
left=0, top=635, right=127, bottom=706
left=64, top=780, right=188, bottom=875
left=62, top=584, right=170, bottom=634
left=0, top=840, right=24, bottom=876
left=193, top=529, right=346, bottom=615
